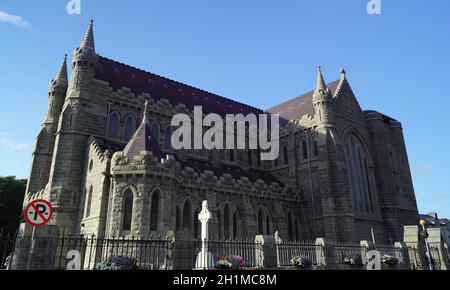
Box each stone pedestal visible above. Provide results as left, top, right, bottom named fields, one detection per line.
left=403, top=225, right=426, bottom=270
left=10, top=223, right=59, bottom=270
left=255, top=235, right=277, bottom=268
left=315, top=238, right=334, bottom=266
left=428, top=228, right=450, bottom=270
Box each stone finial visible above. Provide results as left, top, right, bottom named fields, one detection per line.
left=340, top=68, right=346, bottom=80
left=143, top=99, right=150, bottom=123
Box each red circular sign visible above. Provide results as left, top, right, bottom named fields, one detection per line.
left=24, top=199, right=54, bottom=227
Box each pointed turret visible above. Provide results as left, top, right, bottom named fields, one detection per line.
left=46, top=54, right=69, bottom=123
left=80, top=20, right=95, bottom=51
left=312, top=66, right=334, bottom=125
left=68, top=20, right=98, bottom=95
left=27, top=54, right=69, bottom=194
left=123, top=100, right=162, bottom=159
left=55, top=54, right=68, bottom=82
left=315, top=66, right=327, bottom=92
left=49, top=54, right=68, bottom=90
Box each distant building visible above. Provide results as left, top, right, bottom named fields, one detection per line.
left=420, top=213, right=450, bottom=246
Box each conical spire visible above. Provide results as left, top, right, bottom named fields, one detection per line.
left=315, top=66, right=327, bottom=92
left=123, top=99, right=162, bottom=159
left=80, top=20, right=95, bottom=51
left=55, top=54, right=68, bottom=81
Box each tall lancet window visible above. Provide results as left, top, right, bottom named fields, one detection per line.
left=85, top=186, right=93, bottom=218
left=164, top=126, right=173, bottom=150
left=122, top=189, right=134, bottom=232
left=150, top=191, right=159, bottom=231
left=282, top=144, right=289, bottom=165
left=182, top=200, right=192, bottom=232
left=344, top=134, right=375, bottom=215
left=151, top=122, right=160, bottom=144
left=223, top=204, right=230, bottom=240
left=257, top=208, right=263, bottom=235
left=124, top=116, right=136, bottom=142
left=107, top=112, right=119, bottom=139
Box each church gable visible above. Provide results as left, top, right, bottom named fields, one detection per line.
left=332, top=76, right=364, bottom=119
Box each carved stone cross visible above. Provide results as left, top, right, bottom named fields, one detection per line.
left=195, top=200, right=214, bottom=269
left=198, top=200, right=211, bottom=241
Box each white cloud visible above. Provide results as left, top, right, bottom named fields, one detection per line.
left=0, top=134, right=32, bottom=152
left=0, top=10, right=31, bottom=29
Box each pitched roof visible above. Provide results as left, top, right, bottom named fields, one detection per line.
left=177, top=156, right=284, bottom=187
left=267, top=80, right=340, bottom=122
left=95, top=56, right=265, bottom=117
left=122, top=121, right=163, bottom=159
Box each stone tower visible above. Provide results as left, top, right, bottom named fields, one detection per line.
left=46, top=21, right=101, bottom=234
left=312, top=66, right=334, bottom=126
left=26, top=55, right=68, bottom=194
left=310, top=67, right=356, bottom=241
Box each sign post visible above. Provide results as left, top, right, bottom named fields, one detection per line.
left=24, top=199, right=54, bottom=270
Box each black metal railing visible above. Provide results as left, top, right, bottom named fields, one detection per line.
left=0, top=229, right=446, bottom=270
left=277, top=240, right=319, bottom=266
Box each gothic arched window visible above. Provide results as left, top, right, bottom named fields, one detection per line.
left=302, top=140, right=308, bottom=160
left=124, top=116, right=136, bottom=142
left=344, top=134, right=375, bottom=214
left=182, top=200, right=192, bottom=232
left=223, top=204, right=230, bottom=240
left=193, top=209, right=200, bottom=239
left=176, top=207, right=181, bottom=231
left=266, top=215, right=270, bottom=235
left=122, top=189, right=134, bottom=232
left=164, top=126, right=172, bottom=150
left=257, top=208, right=263, bottom=235
left=218, top=211, right=222, bottom=239
left=151, top=122, right=160, bottom=144
left=282, top=144, right=289, bottom=165
left=85, top=186, right=93, bottom=218
left=107, top=112, right=119, bottom=139
left=232, top=212, right=238, bottom=239
left=150, top=191, right=159, bottom=231
left=312, top=136, right=319, bottom=157
left=288, top=212, right=293, bottom=241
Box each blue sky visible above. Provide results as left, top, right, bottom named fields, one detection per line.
left=0, top=0, right=449, bottom=217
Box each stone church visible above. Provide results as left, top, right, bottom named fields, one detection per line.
left=24, top=21, right=419, bottom=243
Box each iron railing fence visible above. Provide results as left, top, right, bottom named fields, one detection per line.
left=277, top=240, right=319, bottom=266
left=374, top=243, right=408, bottom=264
left=331, top=241, right=367, bottom=264
left=0, top=229, right=445, bottom=270
left=0, top=230, right=18, bottom=270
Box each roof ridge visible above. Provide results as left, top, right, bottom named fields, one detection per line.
left=98, top=55, right=265, bottom=113
left=268, top=79, right=340, bottom=110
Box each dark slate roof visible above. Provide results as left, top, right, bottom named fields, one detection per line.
left=95, top=56, right=265, bottom=117
left=122, top=121, right=163, bottom=159
left=177, top=156, right=284, bottom=187
left=95, top=56, right=287, bottom=187
left=267, top=80, right=340, bottom=122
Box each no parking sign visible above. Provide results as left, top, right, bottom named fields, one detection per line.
left=24, top=199, right=53, bottom=227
